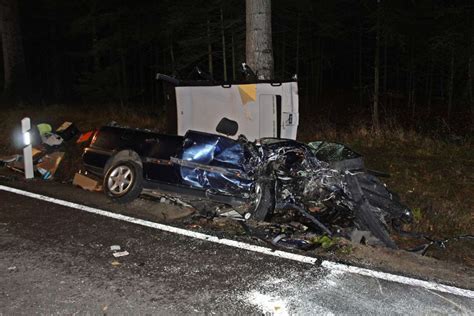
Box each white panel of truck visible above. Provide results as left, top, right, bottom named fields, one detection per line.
left=175, top=81, right=299, bottom=141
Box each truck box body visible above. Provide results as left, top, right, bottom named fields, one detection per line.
left=162, top=79, right=299, bottom=141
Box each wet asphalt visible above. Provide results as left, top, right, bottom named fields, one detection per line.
left=1, top=189, right=473, bottom=315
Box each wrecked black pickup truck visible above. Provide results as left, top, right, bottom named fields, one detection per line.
left=82, top=118, right=413, bottom=248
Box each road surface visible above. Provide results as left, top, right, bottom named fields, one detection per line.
left=0, top=188, right=473, bottom=315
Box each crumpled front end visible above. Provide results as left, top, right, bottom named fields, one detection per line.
left=256, top=139, right=412, bottom=248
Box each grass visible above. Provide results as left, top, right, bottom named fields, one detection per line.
left=1, top=104, right=472, bottom=265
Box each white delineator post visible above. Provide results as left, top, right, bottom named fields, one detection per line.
left=21, top=117, right=34, bottom=179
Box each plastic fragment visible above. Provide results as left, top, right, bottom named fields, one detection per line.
left=113, top=251, right=129, bottom=258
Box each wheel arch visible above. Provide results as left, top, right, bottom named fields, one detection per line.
left=103, top=149, right=142, bottom=175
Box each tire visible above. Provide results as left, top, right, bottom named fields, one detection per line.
left=250, top=182, right=275, bottom=221
left=356, top=202, right=397, bottom=249
left=103, top=160, right=143, bottom=203
left=345, top=172, right=397, bottom=248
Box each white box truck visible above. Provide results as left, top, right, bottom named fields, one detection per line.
left=158, top=74, right=299, bottom=141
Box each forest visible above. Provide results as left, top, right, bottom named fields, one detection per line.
left=1, top=0, right=474, bottom=134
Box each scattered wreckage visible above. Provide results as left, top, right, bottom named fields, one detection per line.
left=81, top=118, right=413, bottom=248
left=2, top=117, right=472, bottom=252
left=1, top=121, right=79, bottom=179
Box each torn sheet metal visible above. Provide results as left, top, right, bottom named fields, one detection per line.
left=177, top=131, right=253, bottom=195
left=172, top=133, right=412, bottom=248
left=243, top=137, right=413, bottom=248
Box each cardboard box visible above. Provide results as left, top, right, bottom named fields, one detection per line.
left=73, top=172, right=102, bottom=192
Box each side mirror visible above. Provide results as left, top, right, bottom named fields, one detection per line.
left=216, top=118, right=238, bottom=137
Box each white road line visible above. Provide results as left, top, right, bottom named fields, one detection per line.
left=1, top=184, right=473, bottom=299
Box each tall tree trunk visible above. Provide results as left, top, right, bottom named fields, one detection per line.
left=169, top=39, right=175, bottom=74
left=440, top=64, right=445, bottom=103
left=151, top=45, right=156, bottom=107
left=447, top=46, right=455, bottom=120
left=207, top=19, right=213, bottom=77
left=406, top=40, right=417, bottom=123
left=469, top=30, right=474, bottom=131
left=372, top=0, right=381, bottom=131
left=310, top=38, right=315, bottom=108
left=469, top=54, right=474, bottom=131
left=139, top=50, right=145, bottom=106
left=119, top=51, right=127, bottom=106
left=0, top=0, right=28, bottom=103
left=246, top=0, right=273, bottom=80
left=50, top=23, right=62, bottom=102
left=281, top=33, right=286, bottom=78
left=411, top=68, right=416, bottom=122
left=383, top=33, right=388, bottom=109
left=426, top=54, right=433, bottom=109
left=118, top=23, right=128, bottom=106
left=91, top=2, right=99, bottom=74
left=295, top=15, right=300, bottom=75
left=316, top=36, right=322, bottom=107
left=231, top=32, right=236, bottom=80
left=318, top=38, right=324, bottom=107
left=358, top=17, right=363, bottom=107
left=406, top=41, right=413, bottom=110
left=220, top=7, right=227, bottom=81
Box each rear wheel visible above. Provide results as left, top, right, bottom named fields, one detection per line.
left=104, top=161, right=143, bottom=203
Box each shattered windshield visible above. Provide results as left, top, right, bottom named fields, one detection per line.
left=308, top=141, right=361, bottom=162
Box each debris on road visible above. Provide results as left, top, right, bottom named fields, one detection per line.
left=113, top=251, right=129, bottom=258
left=110, top=245, right=121, bottom=251
left=73, top=172, right=102, bottom=192
left=110, top=245, right=129, bottom=258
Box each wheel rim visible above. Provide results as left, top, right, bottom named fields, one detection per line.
left=253, top=183, right=262, bottom=210
left=107, top=165, right=134, bottom=195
